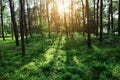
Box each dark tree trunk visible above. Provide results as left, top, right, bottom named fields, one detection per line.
left=96, top=0, right=99, bottom=36
left=119, top=0, right=120, bottom=36
left=19, top=0, right=25, bottom=57
left=93, top=0, right=96, bottom=35
left=0, top=0, right=5, bottom=41
left=86, top=0, right=91, bottom=47
left=108, top=3, right=110, bottom=33
left=9, top=0, right=19, bottom=46
left=100, top=0, right=103, bottom=42
left=110, top=0, right=113, bottom=31
left=24, top=1, right=28, bottom=44
left=9, top=22, right=14, bottom=40
left=81, top=0, right=85, bottom=35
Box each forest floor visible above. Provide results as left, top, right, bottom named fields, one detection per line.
left=0, top=33, right=120, bottom=80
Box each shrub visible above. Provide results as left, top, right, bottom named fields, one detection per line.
left=112, top=65, right=120, bottom=79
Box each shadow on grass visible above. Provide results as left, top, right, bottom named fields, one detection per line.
left=0, top=33, right=120, bottom=80
left=0, top=34, right=58, bottom=79
left=60, top=33, right=119, bottom=80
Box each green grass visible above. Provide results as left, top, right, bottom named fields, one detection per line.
left=0, top=33, right=120, bottom=80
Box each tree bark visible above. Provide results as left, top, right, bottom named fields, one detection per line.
left=26, top=0, right=32, bottom=37
left=9, top=0, right=19, bottom=46
left=86, top=0, right=91, bottom=47
left=119, top=0, right=120, bottom=36
left=0, top=0, right=5, bottom=41
left=108, top=3, right=110, bottom=33
left=96, top=0, right=99, bottom=36
left=93, top=0, right=96, bottom=35
left=46, top=0, right=51, bottom=38
left=24, top=1, right=28, bottom=44
left=63, top=0, right=68, bottom=36
left=68, top=0, right=71, bottom=35
left=19, top=0, right=25, bottom=57
left=110, top=0, right=113, bottom=31
left=100, top=0, right=103, bottom=42
left=71, top=0, right=74, bottom=35
left=81, top=0, right=86, bottom=35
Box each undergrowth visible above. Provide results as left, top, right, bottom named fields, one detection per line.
left=0, top=33, right=120, bottom=80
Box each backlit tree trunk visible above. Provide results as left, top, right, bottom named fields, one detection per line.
left=46, top=0, right=51, bottom=38
left=71, top=0, right=74, bottom=35
left=63, top=0, right=68, bottom=36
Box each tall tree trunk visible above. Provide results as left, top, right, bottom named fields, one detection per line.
left=46, top=0, right=51, bottom=38
left=119, top=0, right=120, bottom=36
left=78, top=15, right=81, bottom=32
left=81, top=0, right=86, bottom=35
left=96, top=0, right=99, bottom=36
left=39, top=0, right=44, bottom=37
left=9, top=0, right=19, bottom=46
left=26, top=0, right=32, bottom=37
left=100, top=0, right=103, bottom=42
left=69, top=0, right=71, bottom=35
left=39, top=0, right=42, bottom=30
left=24, top=13, right=28, bottom=44
left=71, top=0, right=74, bottom=35
left=24, top=1, right=28, bottom=44
left=0, top=0, right=5, bottom=41
left=110, top=0, right=113, bottom=31
left=53, top=0, right=58, bottom=35
left=63, top=0, right=68, bottom=36
left=19, top=0, right=25, bottom=57
left=108, top=3, right=110, bottom=33
left=64, top=12, right=68, bottom=36
left=93, top=0, right=96, bottom=35
left=86, top=0, right=91, bottom=47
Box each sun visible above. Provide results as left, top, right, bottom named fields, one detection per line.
left=57, top=0, right=70, bottom=14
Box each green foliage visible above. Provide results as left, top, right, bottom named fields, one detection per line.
left=112, top=65, right=120, bottom=79
left=0, top=33, right=120, bottom=80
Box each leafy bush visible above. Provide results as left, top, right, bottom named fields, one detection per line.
left=112, top=65, right=120, bottom=79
